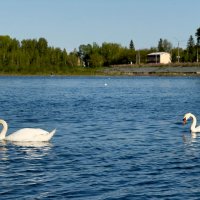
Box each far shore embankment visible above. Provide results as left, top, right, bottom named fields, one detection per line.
left=101, top=63, right=200, bottom=76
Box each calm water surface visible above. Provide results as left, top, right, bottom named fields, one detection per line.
left=0, top=76, right=200, bottom=199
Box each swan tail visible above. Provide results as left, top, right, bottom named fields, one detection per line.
left=47, top=129, right=56, bottom=141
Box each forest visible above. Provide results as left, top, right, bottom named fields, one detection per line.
left=0, top=27, right=199, bottom=74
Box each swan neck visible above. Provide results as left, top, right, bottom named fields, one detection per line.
left=190, top=114, right=197, bottom=131
left=0, top=119, right=8, bottom=140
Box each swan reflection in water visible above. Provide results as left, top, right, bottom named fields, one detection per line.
left=0, top=140, right=52, bottom=160
left=0, top=145, right=8, bottom=161
left=182, top=132, right=198, bottom=144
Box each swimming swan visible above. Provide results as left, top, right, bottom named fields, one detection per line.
left=0, top=119, right=56, bottom=142
left=183, top=113, right=200, bottom=133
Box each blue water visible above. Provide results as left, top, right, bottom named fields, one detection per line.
left=0, top=76, right=200, bottom=199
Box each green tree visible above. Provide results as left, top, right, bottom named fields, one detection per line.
left=162, top=39, right=172, bottom=52
left=101, top=42, right=122, bottom=66
left=0, top=35, right=12, bottom=50
left=129, top=40, right=135, bottom=50
left=186, top=35, right=195, bottom=62
left=187, top=35, right=195, bottom=51
left=37, top=37, right=48, bottom=56
left=158, top=38, right=164, bottom=51
left=158, top=38, right=172, bottom=52
left=78, top=44, right=92, bottom=66
left=196, top=27, right=200, bottom=45
left=67, top=52, right=79, bottom=67
left=89, top=52, right=104, bottom=67
left=118, top=48, right=136, bottom=64
left=196, top=27, right=200, bottom=62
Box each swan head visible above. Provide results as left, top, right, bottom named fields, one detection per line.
left=183, top=113, right=193, bottom=124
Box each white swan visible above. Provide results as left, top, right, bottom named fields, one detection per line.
left=183, top=113, right=200, bottom=133
left=0, top=119, right=56, bottom=142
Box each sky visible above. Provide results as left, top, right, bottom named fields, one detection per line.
left=0, top=0, right=200, bottom=52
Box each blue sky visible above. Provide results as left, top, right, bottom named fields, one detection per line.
left=0, top=0, right=199, bottom=52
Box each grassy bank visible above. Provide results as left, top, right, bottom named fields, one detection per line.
left=0, top=63, right=200, bottom=76
left=0, top=66, right=105, bottom=76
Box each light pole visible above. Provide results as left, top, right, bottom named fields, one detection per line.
left=174, top=38, right=185, bottom=63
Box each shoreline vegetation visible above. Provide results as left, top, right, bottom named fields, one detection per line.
left=0, top=63, right=200, bottom=76
left=0, top=27, right=200, bottom=76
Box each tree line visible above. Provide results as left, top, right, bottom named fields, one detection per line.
left=0, top=36, right=79, bottom=74
left=78, top=27, right=200, bottom=66
left=0, top=27, right=199, bottom=74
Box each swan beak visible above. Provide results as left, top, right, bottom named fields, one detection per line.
left=183, top=118, right=187, bottom=125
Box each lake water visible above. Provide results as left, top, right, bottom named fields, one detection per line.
left=0, top=76, right=200, bottom=199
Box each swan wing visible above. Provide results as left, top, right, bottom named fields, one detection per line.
left=5, top=128, right=56, bottom=142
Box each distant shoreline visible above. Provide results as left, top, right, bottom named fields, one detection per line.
left=0, top=64, right=200, bottom=76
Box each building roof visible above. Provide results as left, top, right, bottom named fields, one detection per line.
left=147, top=52, right=170, bottom=56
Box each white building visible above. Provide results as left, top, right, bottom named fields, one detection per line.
left=147, top=52, right=171, bottom=64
